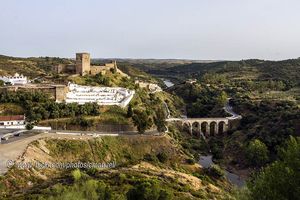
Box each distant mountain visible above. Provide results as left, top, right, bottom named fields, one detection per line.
left=124, top=58, right=300, bottom=86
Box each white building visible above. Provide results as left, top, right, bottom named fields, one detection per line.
left=0, top=73, right=28, bottom=85
left=134, top=80, right=162, bottom=93
left=0, top=115, right=26, bottom=126
left=65, top=83, right=135, bottom=107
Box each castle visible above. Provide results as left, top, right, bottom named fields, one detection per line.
left=53, top=53, right=118, bottom=76
left=0, top=52, right=133, bottom=107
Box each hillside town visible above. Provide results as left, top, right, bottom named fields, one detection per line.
left=1, top=1, right=299, bottom=199
left=0, top=53, right=131, bottom=129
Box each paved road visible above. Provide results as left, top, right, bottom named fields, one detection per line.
left=223, top=98, right=242, bottom=120
left=0, top=129, right=160, bottom=175
left=165, top=98, right=242, bottom=122
left=0, top=129, right=18, bottom=137
left=0, top=132, right=55, bottom=174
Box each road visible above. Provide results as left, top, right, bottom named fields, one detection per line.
left=165, top=98, right=242, bottom=122
left=223, top=98, right=242, bottom=120
left=0, top=129, right=160, bottom=175
left=0, top=133, right=50, bottom=174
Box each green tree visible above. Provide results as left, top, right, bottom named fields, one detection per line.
left=132, top=109, right=153, bottom=134
left=127, top=181, right=172, bottom=200
left=209, top=164, right=225, bottom=178
left=154, top=107, right=166, bottom=132
left=217, top=91, right=228, bottom=106
left=245, top=139, right=269, bottom=167
left=246, top=136, right=300, bottom=200
left=127, top=104, right=133, bottom=118
left=25, top=123, right=34, bottom=130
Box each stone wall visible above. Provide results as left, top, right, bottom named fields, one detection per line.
left=0, top=84, right=67, bottom=102
left=53, top=64, right=76, bottom=74
left=76, top=53, right=90, bottom=75
left=90, top=61, right=118, bottom=76
left=54, top=85, right=68, bottom=102
left=90, top=65, right=107, bottom=75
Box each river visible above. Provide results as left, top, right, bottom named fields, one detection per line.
left=162, top=78, right=245, bottom=187
left=199, top=155, right=245, bottom=187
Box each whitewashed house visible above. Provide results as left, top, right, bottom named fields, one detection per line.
left=0, top=73, right=28, bottom=85
left=0, top=115, right=26, bottom=126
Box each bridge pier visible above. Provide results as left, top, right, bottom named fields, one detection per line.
left=214, top=123, right=218, bottom=135
left=198, top=125, right=203, bottom=137
left=224, top=123, right=228, bottom=133
left=206, top=124, right=210, bottom=136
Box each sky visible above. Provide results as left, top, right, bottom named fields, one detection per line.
left=0, top=0, right=300, bottom=60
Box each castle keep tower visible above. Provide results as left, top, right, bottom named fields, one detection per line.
left=76, top=53, right=90, bottom=75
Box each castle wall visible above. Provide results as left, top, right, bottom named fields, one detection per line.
left=90, top=61, right=118, bottom=76
left=53, top=64, right=76, bottom=74
left=90, top=66, right=107, bottom=75
left=0, top=85, right=67, bottom=102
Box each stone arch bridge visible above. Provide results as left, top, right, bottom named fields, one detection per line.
left=164, top=98, right=242, bottom=138
left=166, top=117, right=230, bottom=137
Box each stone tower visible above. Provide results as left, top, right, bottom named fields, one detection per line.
left=76, top=53, right=90, bottom=75
left=113, top=60, right=118, bottom=71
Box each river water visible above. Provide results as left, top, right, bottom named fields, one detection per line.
left=199, top=155, right=245, bottom=187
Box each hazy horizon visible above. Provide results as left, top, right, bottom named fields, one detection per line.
left=1, top=0, right=300, bottom=60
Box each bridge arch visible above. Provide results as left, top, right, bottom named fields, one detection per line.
left=218, top=121, right=227, bottom=134
left=182, top=121, right=191, bottom=134
left=210, top=121, right=218, bottom=136
left=192, top=121, right=201, bottom=137
left=200, top=121, right=209, bottom=136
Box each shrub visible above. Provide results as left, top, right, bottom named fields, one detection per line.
left=25, top=123, right=34, bottom=130
left=72, top=169, right=81, bottom=181
left=186, top=158, right=196, bottom=165
left=246, top=136, right=300, bottom=200
left=156, top=152, right=168, bottom=163
left=245, top=139, right=269, bottom=167
left=127, top=181, right=172, bottom=200
left=209, top=164, right=225, bottom=178
left=144, top=153, right=158, bottom=162
left=115, top=173, right=127, bottom=185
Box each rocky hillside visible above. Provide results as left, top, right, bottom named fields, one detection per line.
left=0, top=135, right=234, bottom=200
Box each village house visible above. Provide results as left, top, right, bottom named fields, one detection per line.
left=0, top=115, right=26, bottom=126
left=0, top=73, right=28, bottom=85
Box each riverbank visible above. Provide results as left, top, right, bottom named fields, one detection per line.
left=199, top=155, right=246, bottom=187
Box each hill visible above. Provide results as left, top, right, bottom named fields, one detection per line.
left=0, top=55, right=74, bottom=78
left=127, top=59, right=300, bottom=86
left=0, top=136, right=234, bottom=200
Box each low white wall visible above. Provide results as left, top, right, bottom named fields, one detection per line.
left=0, top=125, right=51, bottom=130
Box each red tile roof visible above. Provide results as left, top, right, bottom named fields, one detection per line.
left=0, top=115, right=25, bottom=121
